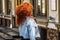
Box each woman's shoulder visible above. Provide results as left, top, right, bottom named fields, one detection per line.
left=26, top=17, right=38, bottom=28
left=27, top=17, right=35, bottom=23
left=26, top=17, right=37, bottom=26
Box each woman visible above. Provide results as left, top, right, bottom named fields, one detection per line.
left=16, top=2, right=40, bottom=40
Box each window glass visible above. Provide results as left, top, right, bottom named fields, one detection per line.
left=37, top=0, right=41, bottom=16
left=5, top=0, right=11, bottom=15
left=42, top=0, right=45, bottom=15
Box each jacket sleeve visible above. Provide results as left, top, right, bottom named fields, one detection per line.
left=27, top=20, right=36, bottom=40
left=27, top=24, right=36, bottom=40
left=27, top=18, right=40, bottom=40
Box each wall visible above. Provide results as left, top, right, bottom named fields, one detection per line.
left=48, top=0, right=58, bottom=29
left=11, top=0, right=15, bottom=16
left=49, top=0, right=59, bottom=22
left=24, top=0, right=30, bottom=2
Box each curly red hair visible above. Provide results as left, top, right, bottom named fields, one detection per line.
left=16, top=2, right=33, bottom=25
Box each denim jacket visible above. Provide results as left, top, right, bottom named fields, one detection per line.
left=18, top=17, right=40, bottom=40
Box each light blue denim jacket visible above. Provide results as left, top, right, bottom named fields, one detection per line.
left=18, top=17, right=40, bottom=40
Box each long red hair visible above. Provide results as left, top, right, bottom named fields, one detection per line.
left=16, top=2, right=33, bottom=25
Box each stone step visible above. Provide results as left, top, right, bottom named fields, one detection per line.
left=6, top=27, right=19, bottom=33
left=7, top=32, right=18, bottom=37
left=0, top=32, right=13, bottom=40
left=0, top=27, right=18, bottom=33
left=0, top=31, right=21, bottom=40
left=0, top=27, right=18, bottom=36
left=0, top=36, right=5, bottom=40
left=0, top=27, right=21, bottom=40
left=0, top=29, right=18, bottom=37
left=10, top=28, right=19, bottom=33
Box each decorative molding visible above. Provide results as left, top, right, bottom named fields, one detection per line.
left=47, top=28, right=58, bottom=40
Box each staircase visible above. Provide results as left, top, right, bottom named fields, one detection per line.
left=0, top=27, right=21, bottom=40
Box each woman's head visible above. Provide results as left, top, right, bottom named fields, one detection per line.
left=16, top=2, right=33, bottom=25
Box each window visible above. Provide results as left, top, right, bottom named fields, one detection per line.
left=37, top=0, right=47, bottom=17
left=31, top=0, right=48, bottom=19
left=30, top=0, right=48, bottom=26
left=17, top=0, right=21, bottom=5
left=16, top=0, right=24, bottom=7
left=37, top=0, right=41, bottom=16
left=16, top=0, right=24, bottom=27
left=5, top=0, right=12, bottom=15
left=42, top=0, right=45, bottom=16
left=31, top=0, right=36, bottom=16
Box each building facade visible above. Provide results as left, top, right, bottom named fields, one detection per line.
left=0, top=0, right=60, bottom=29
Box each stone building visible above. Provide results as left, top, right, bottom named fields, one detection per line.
left=0, top=0, right=60, bottom=27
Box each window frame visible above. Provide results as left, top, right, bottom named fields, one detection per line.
left=30, top=0, right=49, bottom=27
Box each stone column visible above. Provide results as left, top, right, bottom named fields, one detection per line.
left=10, top=0, right=16, bottom=28
left=2, top=0, right=5, bottom=26
left=2, top=0, right=5, bottom=17
left=11, top=0, right=16, bottom=16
